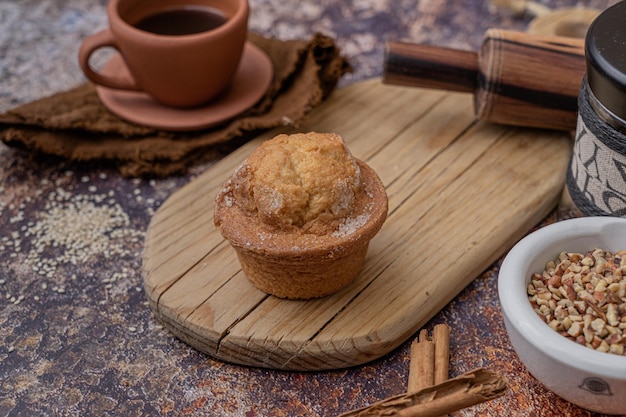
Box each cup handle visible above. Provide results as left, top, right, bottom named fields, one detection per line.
left=78, top=29, right=140, bottom=91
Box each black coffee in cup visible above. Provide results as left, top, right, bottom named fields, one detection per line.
left=134, top=5, right=228, bottom=36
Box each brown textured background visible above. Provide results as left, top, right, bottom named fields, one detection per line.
left=0, top=0, right=621, bottom=416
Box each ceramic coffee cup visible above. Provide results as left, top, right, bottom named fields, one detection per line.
left=79, top=0, right=249, bottom=108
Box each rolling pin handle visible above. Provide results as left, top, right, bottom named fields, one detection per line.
left=383, top=41, right=479, bottom=93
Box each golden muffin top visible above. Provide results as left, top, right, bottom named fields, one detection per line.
left=222, top=132, right=363, bottom=235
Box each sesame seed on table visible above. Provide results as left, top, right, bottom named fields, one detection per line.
left=0, top=1, right=620, bottom=416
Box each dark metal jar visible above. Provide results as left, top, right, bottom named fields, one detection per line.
left=567, top=0, right=626, bottom=217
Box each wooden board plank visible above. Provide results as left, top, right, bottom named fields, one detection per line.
left=142, top=78, right=572, bottom=370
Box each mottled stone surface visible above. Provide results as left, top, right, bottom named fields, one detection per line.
left=0, top=0, right=621, bottom=416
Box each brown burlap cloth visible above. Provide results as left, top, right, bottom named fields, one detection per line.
left=0, top=33, right=351, bottom=177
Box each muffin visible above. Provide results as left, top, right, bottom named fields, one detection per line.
left=214, top=132, right=388, bottom=299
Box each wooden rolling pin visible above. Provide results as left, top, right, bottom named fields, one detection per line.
left=383, top=29, right=585, bottom=131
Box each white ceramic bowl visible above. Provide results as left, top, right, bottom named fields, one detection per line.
left=499, top=217, right=626, bottom=415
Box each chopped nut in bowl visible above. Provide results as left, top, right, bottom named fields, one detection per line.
left=498, top=217, right=626, bottom=415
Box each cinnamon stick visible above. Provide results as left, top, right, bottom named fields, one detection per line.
left=433, top=324, right=450, bottom=385
left=407, top=324, right=450, bottom=392
left=338, top=368, right=508, bottom=417
left=408, top=329, right=435, bottom=392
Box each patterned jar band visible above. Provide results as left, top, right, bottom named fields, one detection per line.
left=567, top=80, right=626, bottom=217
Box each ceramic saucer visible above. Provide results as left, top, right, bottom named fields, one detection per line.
left=96, top=43, right=273, bottom=131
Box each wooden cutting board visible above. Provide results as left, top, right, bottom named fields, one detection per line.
left=142, top=78, right=572, bottom=371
